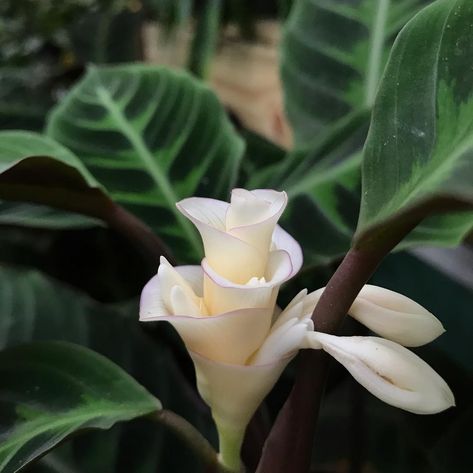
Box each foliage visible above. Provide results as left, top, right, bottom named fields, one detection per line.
left=0, top=0, right=472, bottom=472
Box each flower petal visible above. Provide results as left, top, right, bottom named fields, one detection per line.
left=272, top=289, right=321, bottom=330
left=189, top=350, right=293, bottom=434
left=139, top=258, right=204, bottom=319
left=349, top=285, right=445, bottom=346
left=177, top=197, right=265, bottom=282
left=227, top=189, right=287, bottom=261
left=147, top=308, right=273, bottom=364
left=305, top=333, right=455, bottom=414
left=201, top=250, right=292, bottom=314
left=272, top=225, right=303, bottom=277
left=251, top=318, right=313, bottom=365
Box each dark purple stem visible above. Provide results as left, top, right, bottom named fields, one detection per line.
left=256, top=219, right=420, bottom=473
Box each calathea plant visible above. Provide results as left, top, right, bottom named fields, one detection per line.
left=0, top=1, right=472, bottom=473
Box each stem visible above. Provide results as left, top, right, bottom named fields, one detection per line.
left=256, top=219, right=420, bottom=473
left=216, top=420, right=245, bottom=473
left=151, top=409, right=222, bottom=472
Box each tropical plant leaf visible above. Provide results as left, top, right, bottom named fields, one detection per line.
left=263, top=0, right=428, bottom=266
left=281, top=0, right=427, bottom=150
left=356, top=0, right=473, bottom=247
left=0, top=265, right=214, bottom=473
left=0, top=131, right=170, bottom=263
left=46, top=64, right=244, bottom=262
left=0, top=201, right=101, bottom=229
left=0, top=341, right=160, bottom=473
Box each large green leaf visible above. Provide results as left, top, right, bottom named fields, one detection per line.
left=356, top=0, right=473, bottom=247
left=0, top=131, right=169, bottom=263
left=0, top=265, right=214, bottom=473
left=281, top=0, right=427, bottom=150
left=46, top=64, right=244, bottom=262
left=0, top=202, right=101, bottom=229
left=0, top=341, right=160, bottom=473
left=266, top=0, right=428, bottom=266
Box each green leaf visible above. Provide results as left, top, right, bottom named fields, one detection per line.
left=269, top=0, right=428, bottom=266
left=0, top=131, right=94, bottom=176
left=187, top=0, right=222, bottom=79
left=0, top=130, right=108, bottom=220
left=0, top=341, right=160, bottom=473
left=46, top=64, right=244, bottom=262
left=0, top=265, right=214, bottom=473
left=0, top=131, right=169, bottom=263
left=281, top=0, right=427, bottom=150
left=356, top=0, right=473, bottom=247
left=0, top=202, right=102, bottom=230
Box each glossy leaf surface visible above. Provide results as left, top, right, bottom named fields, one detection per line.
left=0, top=342, right=160, bottom=473
left=281, top=0, right=426, bottom=149
left=47, top=64, right=244, bottom=261
left=356, top=0, right=473, bottom=246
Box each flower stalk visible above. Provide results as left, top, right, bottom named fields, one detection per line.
left=255, top=218, right=424, bottom=473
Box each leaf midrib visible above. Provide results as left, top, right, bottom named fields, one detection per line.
left=0, top=403, right=155, bottom=467
left=95, top=85, right=201, bottom=255
left=365, top=0, right=390, bottom=106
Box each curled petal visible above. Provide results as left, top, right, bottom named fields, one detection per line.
left=177, top=191, right=299, bottom=284
left=251, top=318, right=313, bottom=365
left=304, top=333, right=455, bottom=414
left=272, top=225, right=303, bottom=278
left=190, top=350, right=293, bottom=434
left=227, top=189, right=287, bottom=260
left=177, top=197, right=265, bottom=282
left=272, top=289, right=321, bottom=330
left=251, top=289, right=322, bottom=365
left=202, top=250, right=292, bottom=314
left=144, top=308, right=273, bottom=365
left=140, top=258, right=204, bottom=319
left=350, top=285, right=445, bottom=346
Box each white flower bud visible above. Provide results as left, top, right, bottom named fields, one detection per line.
left=304, top=332, right=455, bottom=414
left=349, top=285, right=445, bottom=346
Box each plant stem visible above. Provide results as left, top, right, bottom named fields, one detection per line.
left=255, top=219, right=420, bottom=473
left=151, top=409, right=222, bottom=472
left=216, top=421, right=245, bottom=473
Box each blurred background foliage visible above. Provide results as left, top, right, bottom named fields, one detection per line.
left=0, top=1, right=472, bottom=472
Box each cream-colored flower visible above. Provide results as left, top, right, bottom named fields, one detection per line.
left=140, top=188, right=454, bottom=472
left=303, top=332, right=455, bottom=414
left=177, top=189, right=302, bottom=284
left=311, top=285, right=446, bottom=347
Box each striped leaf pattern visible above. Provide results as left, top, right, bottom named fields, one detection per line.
left=270, top=0, right=472, bottom=266
left=282, top=0, right=427, bottom=149
left=47, top=65, right=244, bottom=262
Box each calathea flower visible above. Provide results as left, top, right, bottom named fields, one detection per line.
left=140, top=189, right=454, bottom=472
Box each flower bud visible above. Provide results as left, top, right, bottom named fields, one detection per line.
left=349, top=285, right=445, bottom=346
left=304, top=332, right=455, bottom=414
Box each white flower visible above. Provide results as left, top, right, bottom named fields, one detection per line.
left=139, top=188, right=454, bottom=471
left=311, top=285, right=446, bottom=347
left=176, top=189, right=302, bottom=284
left=303, top=332, right=455, bottom=414
left=348, top=285, right=445, bottom=346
